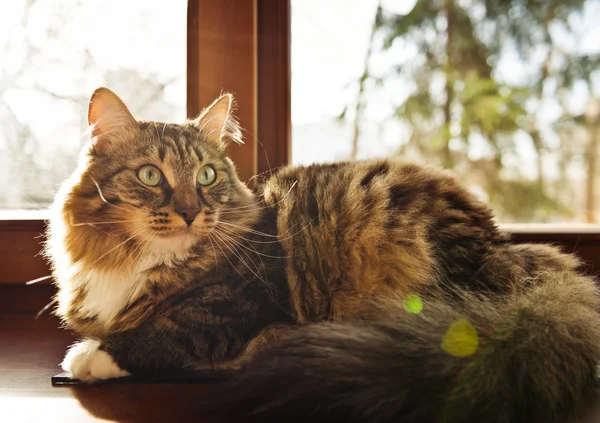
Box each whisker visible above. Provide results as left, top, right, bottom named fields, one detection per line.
left=212, top=230, right=262, bottom=276
left=240, top=127, right=264, bottom=147
left=214, top=229, right=272, bottom=286
left=217, top=218, right=310, bottom=242
left=246, top=167, right=282, bottom=184
left=90, top=177, right=130, bottom=212
left=34, top=298, right=58, bottom=320
left=213, top=231, right=290, bottom=310
left=127, top=231, right=152, bottom=264
left=153, top=122, right=164, bottom=149
left=236, top=126, right=280, bottom=183
left=273, top=222, right=313, bottom=242
left=195, top=115, right=224, bottom=144
left=161, top=117, right=171, bottom=143
left=207, top=233, right=218, bottom=269
left=25, top=275, right=53, bottom=285
left=214, top=228, right=267, bottom=271
left=218, top=203, right=278, bottom=217
left=217, top=200, right=262, bottom=214
left=214, top=227, right=289, bottom=257
left=209, top=235, right=289, bottom=316
left=91, top=228, right=146, bottom=266
left=204, top=127, right=224, bottom=142
left=197, top=113, right=225, bottom=134
left=219, top=180, right=298, bottom=214
left=208, top=233, right=254, bottom=286
left=215, top=226, right=287, bottom=253
left=214, top=231, right=264, bottom=281
left=69, top=213, right=139, bottom=227
left=215, top=224, right=282, bottom=244
left=217, top=231, right=287, bottom=278
left=216, top=221, right=279, bottom=238
left=122, top=233, right=155, bottom=304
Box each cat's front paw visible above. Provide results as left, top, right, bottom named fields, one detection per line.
left=61, top=339, right=130, bottom=383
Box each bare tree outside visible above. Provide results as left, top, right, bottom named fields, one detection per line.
left=0, top=0, right=186, bottom=213
left=292, top=0, right=600, bottom=224
left=2, top=0, right=598, bottom=224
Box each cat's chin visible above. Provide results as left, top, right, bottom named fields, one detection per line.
left=149, top=232, right=199, bottom=256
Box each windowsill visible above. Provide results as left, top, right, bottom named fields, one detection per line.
left=0, top=215, right=600, bottom=286
left=501, top=223, right=600, bottom=234
left=0, top=213, right=598, bottom=287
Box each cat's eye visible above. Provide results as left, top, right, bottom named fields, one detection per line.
left=197, top=165, right=216, bottom=186
left=137, top=165, right=162, bottom=186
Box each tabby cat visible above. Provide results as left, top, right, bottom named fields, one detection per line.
left=45, top=87, right=600, bottom=422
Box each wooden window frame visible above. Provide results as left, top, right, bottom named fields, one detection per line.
left=1, top=0, right=599, bottom=300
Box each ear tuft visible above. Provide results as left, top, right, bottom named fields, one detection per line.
left=87, top=87, right=138, bottom=155
left=191, top=93, right=243, bottom=146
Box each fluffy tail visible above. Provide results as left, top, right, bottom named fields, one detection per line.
left=206, top=272, right=600, bottom=422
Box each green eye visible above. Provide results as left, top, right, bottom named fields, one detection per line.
left=137, top=165, right=162, bottom=186
left=197, top=165, right=216, bottom=186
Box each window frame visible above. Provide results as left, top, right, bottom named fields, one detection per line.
left=1, top=0, right=599, bottom=290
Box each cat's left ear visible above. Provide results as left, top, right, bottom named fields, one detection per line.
left=191, top=93, right=243, bottom=146
left=87, top=87, right=139, bottom=155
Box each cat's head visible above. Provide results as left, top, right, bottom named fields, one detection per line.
left=53, top=88, right=258, bottom=260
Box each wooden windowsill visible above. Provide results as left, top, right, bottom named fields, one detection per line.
left=0, top=217, right=599, bottom=287
left=1, top=212, right=599, bottom=231
left=501, top=223, right=600, bottom=234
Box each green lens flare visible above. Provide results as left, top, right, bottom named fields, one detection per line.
left=441, top=318, right=479, bottom=357
left=402, top=294, right=423, bottom=314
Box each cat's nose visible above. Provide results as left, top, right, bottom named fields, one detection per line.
left=175, top=207, right=200, bottom=225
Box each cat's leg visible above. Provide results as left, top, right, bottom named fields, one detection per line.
left=62, top=279, right=294, bottom=381
left=60, top=318, right=204, bottom=382
left=98, top=315, right=268, bottom=375
left=64, top=322, right=296, bottom=380
left=61, top=338, right=130, bottom=382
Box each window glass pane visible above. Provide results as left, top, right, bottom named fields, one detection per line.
left=0, top=0, right=186, bottom=213
left=291, top=0, right=600, bottom=224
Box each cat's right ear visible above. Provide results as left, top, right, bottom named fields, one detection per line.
left=87, top=87, right=139, bottom=155
left=190, top=93, right=243, bottom=147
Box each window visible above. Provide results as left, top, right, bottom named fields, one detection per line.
left=0, top=0, right=598, bottom=290
left=0, top=0, right=187, bottom=214
left=291, top=0, right=600, bottom=224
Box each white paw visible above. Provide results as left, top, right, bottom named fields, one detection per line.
left=61, top=339, right=130, bottom=383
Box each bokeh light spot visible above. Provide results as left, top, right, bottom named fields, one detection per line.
left=402, top=294, right=423, bottom=314
left=441, top=318, right=479, bottom=357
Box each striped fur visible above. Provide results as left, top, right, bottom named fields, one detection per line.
left=45, top=88, right=600, bottom=421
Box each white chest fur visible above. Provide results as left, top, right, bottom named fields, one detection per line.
left=77, top=252, right=187, bottom=328
left=80, top=266, right=146, bottom=327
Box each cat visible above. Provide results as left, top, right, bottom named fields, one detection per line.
left=45, top=87, right=600, bottom=422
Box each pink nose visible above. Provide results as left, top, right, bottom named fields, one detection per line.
left=176, top=207, right=200, bottom=225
